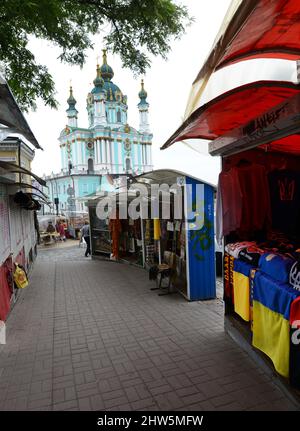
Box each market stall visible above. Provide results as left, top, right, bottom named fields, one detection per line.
left=214, top=96, right=300, bottom=389
left=87, top=169, right=216, bottom=301
left=159, top=0, right=300, bottom=392
left=163, top=80, right=300, bottom=387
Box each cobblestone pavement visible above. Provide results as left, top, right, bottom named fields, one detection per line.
left=0, top=244, right=299, bottom=411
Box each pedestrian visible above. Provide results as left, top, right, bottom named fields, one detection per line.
left=46, top=221, right=55, bottom=233
left=81, top=221, right=91, bottom=257
left=58, top=221, right=66, bottom=241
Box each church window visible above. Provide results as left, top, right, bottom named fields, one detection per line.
left=117, top=110, right=121, bottom=123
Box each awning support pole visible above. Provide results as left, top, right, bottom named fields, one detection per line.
left=140, top=209, right=146, bottom=268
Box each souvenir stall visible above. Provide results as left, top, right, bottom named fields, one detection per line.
left=88, top=190, right=145, bottom=266
left=87, top=169, right=216, bottom=301
left=210, top=88, right=300, bottom=388
left=162, top=80, right=300, bottom=388
left=129, top=169, right=216, bottom=301
left=158, top=0, right=300, bottom=391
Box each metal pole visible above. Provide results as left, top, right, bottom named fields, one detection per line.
left=140, top=208, right=145, bottom=268
left=50, top=179, right=54, bottom=215
left=158, top=239, right=162, bottom=265
left=18, top=139, right=21, bottom=185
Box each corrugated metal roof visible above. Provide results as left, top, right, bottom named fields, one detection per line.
left=0, top=74, right=42, bottom=149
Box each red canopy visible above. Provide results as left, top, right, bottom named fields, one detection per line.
left=192, top=0, right=300, bottom=87
left=216, top=0, right=300, bottom=71
left=260, top=135, right=300, bottom=155
left=161, top=81, right=300, bottom=149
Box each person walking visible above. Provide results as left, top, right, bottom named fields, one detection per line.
left=58, top=221, right=66, bottom=242
left=81, top=221, right=91, bottom=257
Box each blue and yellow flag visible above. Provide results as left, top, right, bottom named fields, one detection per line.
left=252, top=271, right=300, bottom=378
left=233, top=260, right=253, bottom=322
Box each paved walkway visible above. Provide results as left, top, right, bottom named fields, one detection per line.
left=0, top=244, right=299, bottom=411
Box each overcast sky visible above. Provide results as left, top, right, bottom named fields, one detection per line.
left=26, top=0, right=297, bottom=186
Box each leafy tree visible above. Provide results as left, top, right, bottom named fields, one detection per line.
left=0, top=0, right=191, bottom=111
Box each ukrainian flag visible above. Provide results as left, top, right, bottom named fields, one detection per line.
left=233, top=260, right=253, bottom=322
left=252, top=271, right=300, bottom=378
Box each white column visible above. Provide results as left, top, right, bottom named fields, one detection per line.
left=118, top=141, right=122, bottom=173
left=147, top=145, right=151, bottom=167
left=133, top=142, right=138, bottom=169
left=111, top=140, right=115, bottom=173
left=97, top=138, right=101, bottom=165
left=99, top=99, right=107, bottom=125
left=78, top=140, right=82, bottom=166
left=141, top=144, right=144, bottom=165
left=149, top=144, right=153, bottom=166
left=101, top=139, right=106, bottom=164
left=94, top=139, right=97, bottom=164
left=60, top=147, right=63, bottom=171
left=74, top=140, right=78, bottom=168
left=99, top=139, right=102, bottom=164
left=106, top=140, right=111, bottom=166
left=82, top=142, right=86, bottom=167
left=94, top=139, right=98, bottom=164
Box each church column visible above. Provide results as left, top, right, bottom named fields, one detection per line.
left=106, top=139, right=111, bottom=166
left=148, top=144, right=152, bottom=167
left=146, top=144, right=150, bottom=167
left=60, top=146, right=65, bottom=171
left=99, top=97, right=107, bottom=126
left=77, top=139, right=82, bottom=166
left=118, top=141, right=122, bottom=173
left=141, top=144, right=144, bottom=165
left=110, top=139, right=115, bottom=173
left=94, top=138, right=98, bottom=165
left=133, top=142, right=138, bottom=170
left=99, top=139, right=103, bottom=164
left=98, top=139, right=102, bottom=164
left=101, top=139, right=106, bottom=164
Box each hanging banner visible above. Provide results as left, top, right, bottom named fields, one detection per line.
left=0, top=321, right=5, bottom=344
left=0, top=184, right=10, bottom=265
left=9, top=197, right=23, bottom=256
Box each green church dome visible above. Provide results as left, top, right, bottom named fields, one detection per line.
left=100, top=49, right=114, bottom=81
left=67, top=86, right=76, bottom=107
left=91, top=64, right=105, bottom=94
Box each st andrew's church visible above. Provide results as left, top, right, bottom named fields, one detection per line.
left=45, top=50, right=153, bottom=213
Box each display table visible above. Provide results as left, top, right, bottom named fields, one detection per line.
left=40, top=231, right=59, bottom=245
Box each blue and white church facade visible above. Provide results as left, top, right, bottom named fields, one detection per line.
left=45, top=50, right=153, bottom=213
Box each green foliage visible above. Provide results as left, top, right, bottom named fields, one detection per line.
left=0, top=0, right=191, bottom=111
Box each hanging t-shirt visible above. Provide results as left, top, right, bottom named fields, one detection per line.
left=216, top=168, right=243, bottom=243
left=234, top=163, right=271, bottom=234
left=268, top=170, right=300, bottom=236
left=217, top=162, right=271, bottom=240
